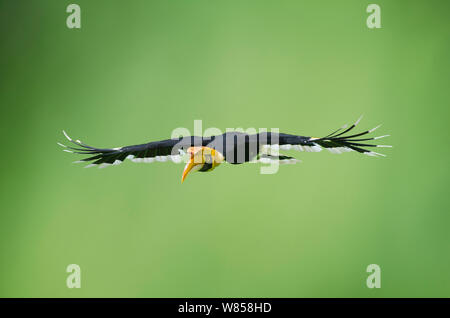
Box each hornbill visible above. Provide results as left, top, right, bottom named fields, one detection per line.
left=59, top=116, right=391, bottom=182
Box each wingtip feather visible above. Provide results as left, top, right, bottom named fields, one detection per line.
left=62, top=130, right=72, bottom=141
left=355, top=115, right=363, bottom=126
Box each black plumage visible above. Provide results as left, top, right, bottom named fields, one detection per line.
left=59, top=116, right=390, bottom=167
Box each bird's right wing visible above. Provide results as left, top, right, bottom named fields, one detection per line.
left=58, top=132, right=207, bottom=168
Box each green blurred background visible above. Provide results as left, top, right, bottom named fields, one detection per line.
left=1, top=0, right=449, bottom=297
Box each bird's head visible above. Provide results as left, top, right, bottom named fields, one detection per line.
left=181, top=146, right=224, bottom=183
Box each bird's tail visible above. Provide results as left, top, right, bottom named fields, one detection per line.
left=312, top=116, right=391, bottom=157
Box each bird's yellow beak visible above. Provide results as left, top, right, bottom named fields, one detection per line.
left=181, top=155, right=196, bottom=183
left=181, top=147, right=204, bottom=183
left=181, top=146, right=224, bottom=183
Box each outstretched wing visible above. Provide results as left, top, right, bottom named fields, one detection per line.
left=59, top=116, right=390, bottom=168
left=310, top=116, right=391, bottom=156
left=265, top=116, right=391, bottom=157
left=58, top=132, right=208, bottom=168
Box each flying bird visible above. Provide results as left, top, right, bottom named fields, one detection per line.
left=59, top=116, right=391, bottom=182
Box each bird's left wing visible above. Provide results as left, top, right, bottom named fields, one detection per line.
left=58, top=132, right=206, bottom=168
left=263, top=116, right=391, bottom=157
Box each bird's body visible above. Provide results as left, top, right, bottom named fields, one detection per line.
left=59, top=116, right=391, bottom=182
